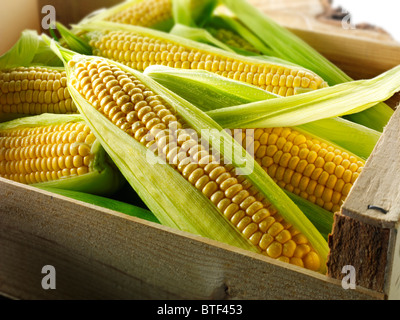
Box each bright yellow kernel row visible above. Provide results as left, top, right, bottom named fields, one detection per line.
left=0, top=67, right=77, bottom=116
left=0, top=122, right=95, bottom=184
left=234, top=128, right=365, bottom=213
left=88, top=31, right=327, bottom=97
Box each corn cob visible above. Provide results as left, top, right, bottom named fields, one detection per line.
left=105, top=0, right=173, bottom=28
left=56, top=50, right=327, bottom=272
left=233, top=128, right=365, bottom=213
left=0, top=113, right=123, bottom=195
left=0, top=66, right=77, bottom=122
left=89, top=31, right=325, bottom=96
left=66, top=22, right=328, bottom=97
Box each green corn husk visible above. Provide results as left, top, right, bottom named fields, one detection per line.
left=205, top=14, right=273, bottom=56
left=172, top=0, right=218, bottom=28
left=172, top=0, right=273, bottom=57
left=284, top=191, right=333, bottom=242
left=0, top=113, right=124, bottom=196
left=218, top=0, right=394, bottom=132
left=169, top=23, right=237, bottom=53
left=170, top=22, right=304, bottom=68
left=144, top=66, right=391, bottom=159
left=146, top=65, right=279, bottom=111
left=38, top=187, right=160, bottom=224
left=0, top=30, right=62, bottom=70
left=206, top=70, right=399, bottom=131
left=48, top=38, right=329, bottom=273
left=57, top=23, right=93, bottom=56
left=171, top=1, right=289, bottom=60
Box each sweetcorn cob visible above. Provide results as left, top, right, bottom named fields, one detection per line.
left=105, top=0, right=173, bottom=28
left=0, top=66, right=77, bottom=121
left=89, top=31, right=325, bottom=96
left=68, top=22, right=328, bottom=97
left=0, top=114, right=122, bottom=195
left=61, top=53, right=326, bottom=271
left=233, top=128, right=365, bottom=213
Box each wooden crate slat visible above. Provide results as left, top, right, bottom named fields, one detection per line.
left=343, top=107, right=400, bottom=228
left=0, top=179, right=382, bottom=300
left=327, top=107, right=400, bottom=298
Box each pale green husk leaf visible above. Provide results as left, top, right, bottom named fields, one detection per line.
left=220, top=0, right=394, bottom=132
left=144, top=65, right=384, bottom=159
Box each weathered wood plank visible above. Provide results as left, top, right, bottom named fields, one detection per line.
left=343, top=107, right=400, bottom=228
left=327, top=213, right=390, bottom=293
left=0, top=179, right=382, bottom=300
left=327, top=107, right=400, bottom=298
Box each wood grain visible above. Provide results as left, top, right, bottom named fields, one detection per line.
left=327, top=213, right=390, bottom=293
left=0, top=178, right=382, bottom=300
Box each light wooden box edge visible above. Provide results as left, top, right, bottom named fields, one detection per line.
left=0, top=178, right=384, bottom=300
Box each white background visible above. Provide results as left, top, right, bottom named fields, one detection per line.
left=332, top=0, right=400, bottom=42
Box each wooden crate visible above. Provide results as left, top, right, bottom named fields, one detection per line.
left=1, top=0, right=400, bottom=300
